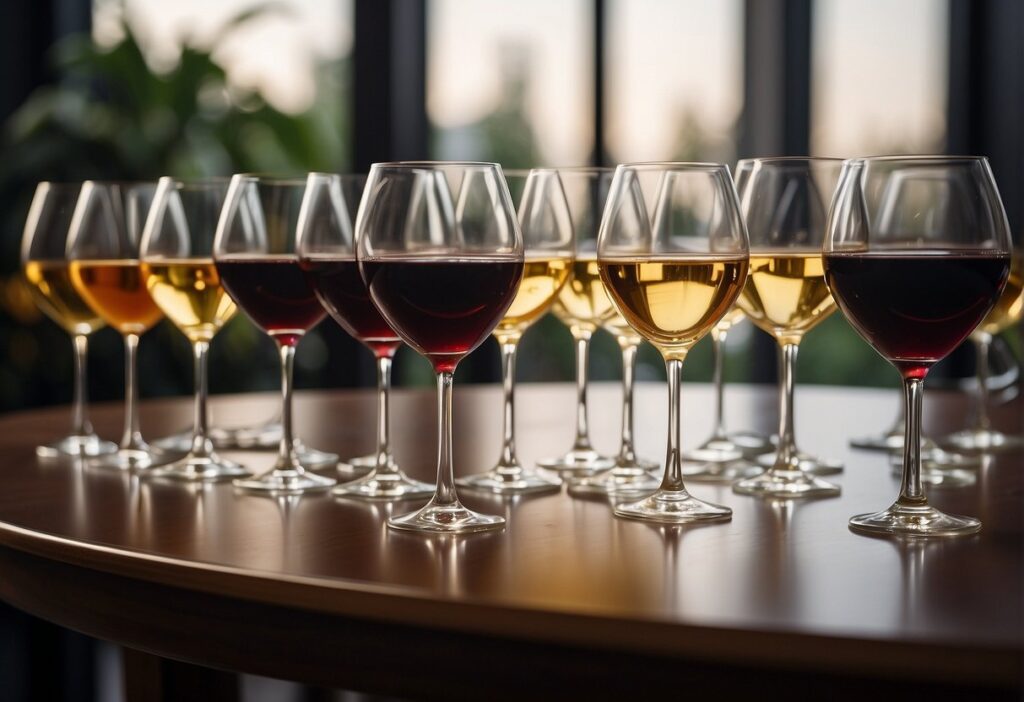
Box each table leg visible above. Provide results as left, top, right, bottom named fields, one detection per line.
left=121, top=647, right=239, bottom=702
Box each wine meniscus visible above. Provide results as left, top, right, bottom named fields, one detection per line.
left=553, top=257, right=617, bottom=333
left=736, top=251, right=835, bottom=345
left=69, top=259, right=163, bottom=335
left=23, top=260, right=105, bottom=335
left=494, top=255, right=572, bottom=343
left=599, top=257, right=748, bottom=360
left=142, top=259, right=237, bottom=343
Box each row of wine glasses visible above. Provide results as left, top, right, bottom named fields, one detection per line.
left=20, top=158, right=1017, bottom=538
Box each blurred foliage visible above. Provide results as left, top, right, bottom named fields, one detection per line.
left=0, top=4, right=352, bottom=413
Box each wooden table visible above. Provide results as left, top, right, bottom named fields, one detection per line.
left=0, top=382, right=1019, bottom=699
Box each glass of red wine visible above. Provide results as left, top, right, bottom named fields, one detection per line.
left=213, top=175, right=338, bottom=494
left=824, top=156, right=1011, bottom=536
left=357, top=162, right=524, bottom=533
left=297, top=172, right=434, bottom=500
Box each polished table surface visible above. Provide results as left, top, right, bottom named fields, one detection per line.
left=0, top=382, right=1020, bottom=697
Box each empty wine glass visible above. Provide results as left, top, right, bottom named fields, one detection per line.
left=457, top=169, right=572, bottom=495
left=357, top=162, right=524, bottom=533
left=298, top=172, right=433, bottom=499
left=66, top=181, right=170, bottom=470
left=825, top=156, right=1011, bottom=536
left=141, top=178, right=249, bottom=481
left=21, top=182, right=116, bottom=458
left=214, top=175, right=338, bottom=494
left=732, top=158, right=843, bottom=499
left=598, top=162, right=749, bottom=524
left=538, top=168, right=618, bottom=475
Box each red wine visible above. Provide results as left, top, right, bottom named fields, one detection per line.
left=301, top=257, right=402, bottom=358
left=217, top=257, right=327, bottom=346
left=824, top=251, right=1009, bottom=379
left=361, top=258, right=524, bottom=373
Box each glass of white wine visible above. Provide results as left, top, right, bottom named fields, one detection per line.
left=140, top=178, right=251, bottom=481
left=537, top=168, right=618, bottom=475
left=457, top=169, right=573, bottom=495
left=21, top=182, right=116, bottom=458
left=67, top=181, right=171, bottom=470
left=598, top=162, right=749, bottom=524
left=732, top=158, right=842, bottom=498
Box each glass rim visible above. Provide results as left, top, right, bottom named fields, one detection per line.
left=740, top=156, right=845, bottom=165
left=306, top=171, right=368, bottom=180
left=230, top=173, right=307, bottom=186
left=614, top=161, right=731, bottom=172
left=554, top=166, right=615, bottom=174
left=504, top=168, right=559, bottom=177
left=157, top=176, right=232, bottom=190
left=369, top=160, right=502, bottom=170
left=848, top=155, right=991, bottom=166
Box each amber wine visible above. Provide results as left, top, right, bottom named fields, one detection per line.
left=23, top=260, right=105, bottom=335
left=975, top=252, right=1022, bottom=336
left=142, top=259, right=237, bottom=343
left=600, top=257, right=748, bottom=360
left=716, top=306, right=745, bottom=331
left=494, top=256, right=571, bottom=343
left=737, top=251, right=835, bottom=345
left=69, top=260, right=163, bottom=335
left=553, top=257, right=617, bottom=333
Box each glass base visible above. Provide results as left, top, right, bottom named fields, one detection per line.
left=733, top=468, right=840, bottom=499
left=851, top=432, right=948, bottom=454
left=234, top=466, right=337, bottom=493
left=724, top=431, right=775, bottom=456
left=894, top=463, right=976, bottom=489
left=150, top=453, right=250, bottom=482
left=683, top=458, right=764, bottom=483
left=90, top=444, right=178, bottom=471
left=568, top=466, right=660, bottom=497
left=682, top=438, right=744, bottom=464
left=151, top=430, right=338, bottom=469
left=759, top=450, right=843, bottom=476
left=334, top=468, right=435, bottom=500
left=37, top=434, right=118, bottom=459
left=942, top=428, right=1023, bottom=453
left=387, top=500, right=505, bottom=534
left=536, top=449, right=616, bottom=475
left=849, top=501, right=981, bottom=537
left=457, top=465, right=562, bottom=496
left=613, top=489, right=732, bottom=525
left=215, top=421, right=282, bottom=450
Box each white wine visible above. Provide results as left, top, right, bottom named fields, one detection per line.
left=737, top=251, right=835, bottom=345
left=600, top=257, right=748, bottom=360
left=23, top=260, right=104, bottom=335
left=553, top=257, right=617, bottom=334
left=494, top=256, right=571, bottom=343
left=142, top=259, right=237, bottom=343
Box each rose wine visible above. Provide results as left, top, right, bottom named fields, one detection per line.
left=142, top=259, right=237, bottom=343
left=493, top=255, right=571, bottom=343
left=553, top=257, right=618, bottom=333
left=216, top=257, right=327, bottom=346
left=362, top=257, right=524, bottom=373
left=300, top=256, right=402, bottom=357
left=69, top=260, right=164, bottom=335
left=23, top=260, right=105, bottom=335
left=824, top=251, right=1010, bottom=379
left=599, top=257, right=748, bottom=360
left=974, top=251, right=1022, bottom=336
left=737, top=251, right=835, bottom=345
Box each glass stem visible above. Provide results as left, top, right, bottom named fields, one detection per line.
left=497, top=340, right=522, bottom=473
left=660, top=357, right=687, bottom=493
left=709, top=326, right=728, bottom=441
left=120, top=333, right=145, bottom=450
left=774, top=342, right=801, bottom=471
left=432, top=371, right=458, bottom=506
left=973, top=334, right=992, bottom=432
left=71, top=334, right=93, bottom=437
left=374, top=354, right=396, bottom=474
left=571, top=331, right=594, bottom=451
left=617, top=339, right=640, bottom=464
left=897, top=376, right=927, bottom=507
left=276, top=342, right=303, bottom=472
left=189, top=340, right=212, bottom=458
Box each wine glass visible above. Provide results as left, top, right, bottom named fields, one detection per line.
left=732, top=158, right=843, bottom=499
left=66, top=181, right=169, bottom=470
left=941, top=246, right=1023, bottom=451
left=537, top=168, right=618, bottom=475
left=297, top=172, right=433, bottom=499
left=356, top=162, right=523, bottom=533
left=598, top=162, right=749, bottom=524
left=214, top=175, right=338, bottom=494
left=456, top=169, right=572, bottom=495
left=140, top=178, right=250, bottom=481
left=825, top=156, right=1011, bottom=536
left=21, top=182, right=116, bottom=458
